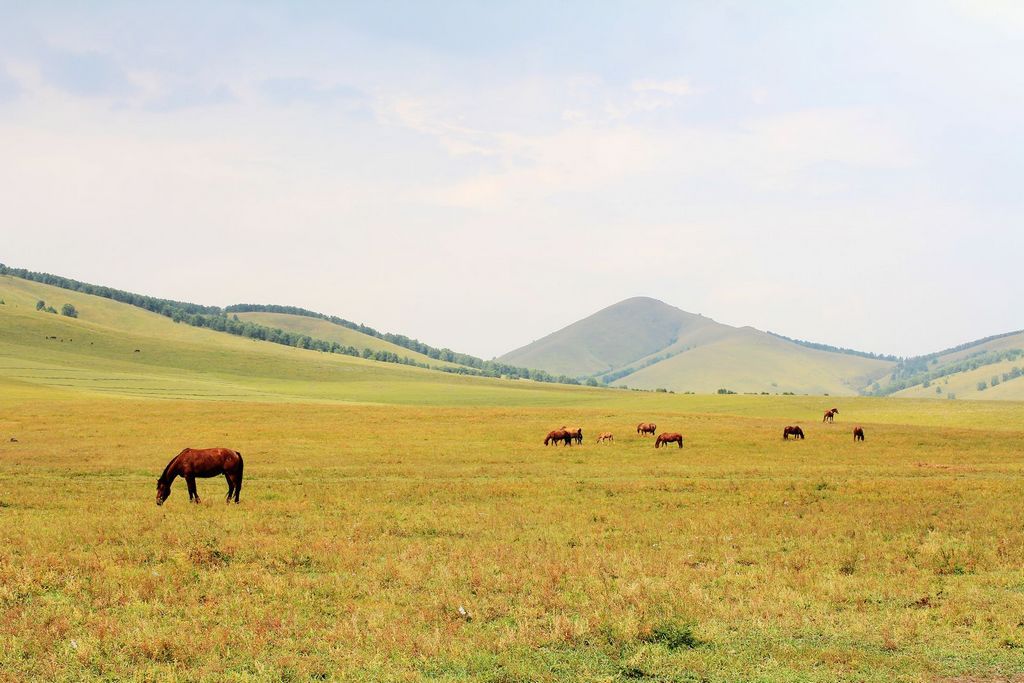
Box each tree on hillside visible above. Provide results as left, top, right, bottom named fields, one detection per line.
left=977, top=381, right=987, bottom=391
left=36, top=299, right=45, bottom=311
left=61, top=304, right=78, bottom=318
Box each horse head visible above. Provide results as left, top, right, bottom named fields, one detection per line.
left=156, top=478, right=171, bottom=506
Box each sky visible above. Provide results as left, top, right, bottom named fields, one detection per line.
left=2, top=1, right=1022, bottom=359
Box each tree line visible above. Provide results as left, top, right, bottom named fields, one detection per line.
left=767, top=332, right=900, bottom=362
left=222, top=304, right=580, bottom=384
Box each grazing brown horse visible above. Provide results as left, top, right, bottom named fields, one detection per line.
left=823, top=408, right=839, bottom=423
left=544, top=429, right=572, bottom=446
left=783, top=426, right=805, bottom=440
left=156, top=447, right=243, bottom=505
left=637, top=422, right=657, bottom=436
left=853, top=426, right=865, bottom=442
left=565, top=427, right=584, bottom=445
left=654, top=432, right=684, bottom=448
left=596, top=432, right=614, bottom=443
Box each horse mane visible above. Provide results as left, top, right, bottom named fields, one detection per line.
left=159, top=448, right=191, bottom=482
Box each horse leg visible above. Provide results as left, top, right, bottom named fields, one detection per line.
left=186, top=476, right=200, bottom=504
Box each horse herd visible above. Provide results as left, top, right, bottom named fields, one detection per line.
left=785, top=408, right=865, bottom=441
left=155, top=408, right=865, bottom=506
left=545, top=422, right=685, bottom=449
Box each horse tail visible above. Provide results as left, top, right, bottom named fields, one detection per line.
left=236, top=452, right=243, bottom=491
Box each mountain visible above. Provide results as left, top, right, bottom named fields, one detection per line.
left=500, top=297, right=1024, bottom=398
left=498, top=297, right=729, bottom=377
left=499, top=297, right=897, bottom=395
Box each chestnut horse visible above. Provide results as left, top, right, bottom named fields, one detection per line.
left=596, top=432, right=614, bottom=443
left=637, top=422, right=657, bottom=436
left=783, top=426, right=805, bottom=440
left=655, top=432, right=683, bottom=448
left=156, top=447, right=243, bottom=505
left=544, top=429, right=572, bottom=446
left=565, top=427, right=583, bottom=445
left=853, top=426, right=865, bottom=442
left=823, top=408, right=839, bottom=423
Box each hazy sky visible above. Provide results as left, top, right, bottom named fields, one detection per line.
left=2, top=1, right=1022, bottom=358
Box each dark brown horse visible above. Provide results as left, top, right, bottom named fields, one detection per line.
left=853, top=426, right=865, bottom=442
left=565, top=427, right=583, bottom=444
left=637, top=422, right=657, bottom=436
left=823, top=408, right=839, bottom=423
left=156, top=447, right=243, bottom=505
left=544, top=429, right=572, bottom=446
left=654, top=432, right=683, bottom=448
left=783, top=426, right=805, bottom=440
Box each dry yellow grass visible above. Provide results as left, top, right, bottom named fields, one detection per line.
left=1, top=391, right=1023, bottom=682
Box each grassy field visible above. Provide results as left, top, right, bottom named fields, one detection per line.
left=2, top=276, right=1024, bottom=681
left=2, top=385, right=1023, bottom=682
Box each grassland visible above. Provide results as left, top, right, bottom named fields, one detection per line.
left=2, top=388, right=1024, bottom=682
left=2, top=276, right=1024, bottom=681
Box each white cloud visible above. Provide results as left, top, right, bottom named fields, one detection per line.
left=631, top=78, right=695, bottom=97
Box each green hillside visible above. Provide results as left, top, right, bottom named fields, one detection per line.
left=6, top=268, right=1021, bottom=401
left=232, top=311, right=464, bottom=369
left=617, top=326, right=893, bottom=395
left=0, top=275, right=595, bottom=406
left=894, top=358, right=1024, bottom=400
left=500, top=297, right=895, bottom=395
left=877, top=330, right=1024, bottom=400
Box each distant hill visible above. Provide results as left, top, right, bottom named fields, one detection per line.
left=231, top=311, right=464, bottom=369
left=500, top=297, right=1024, bottom=399
left=4, top=263, right=1021, bottom=399
left=499, top=297, right=896, bottom=395
left=0, top=273, right=594, bottom=404
left=882, top=330, right=1024, bottom=400
left=498, top=297, right=727, bottom=377
left=0, top=264, right=580, bottom=386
